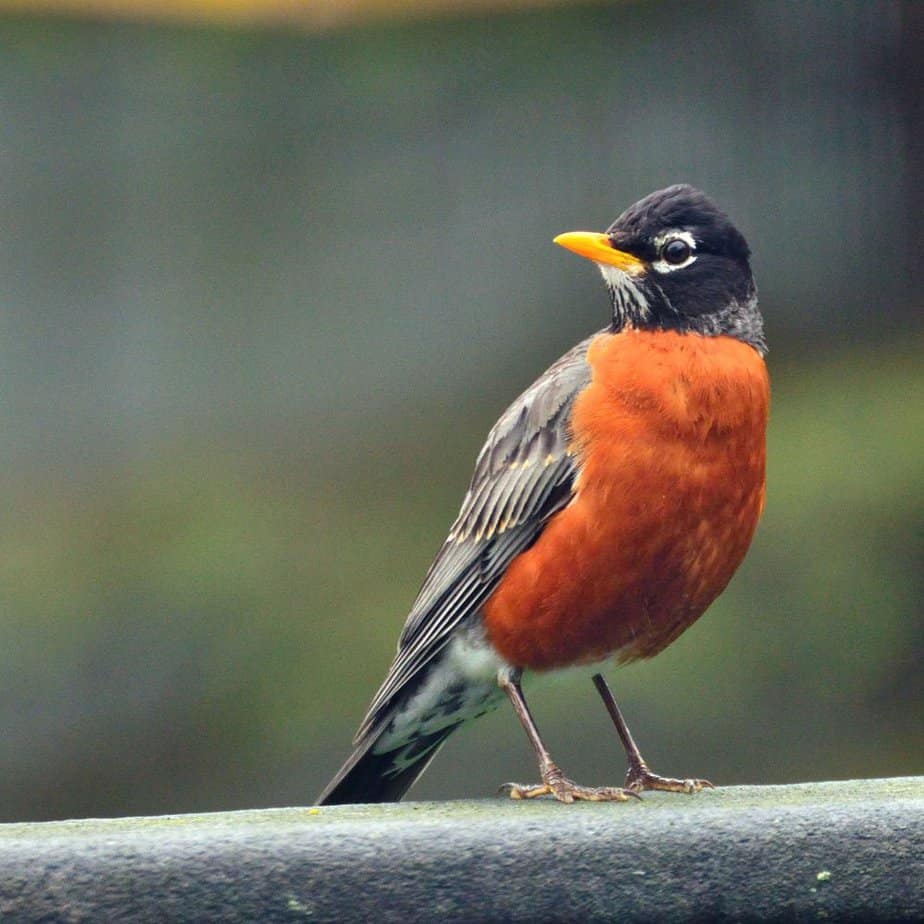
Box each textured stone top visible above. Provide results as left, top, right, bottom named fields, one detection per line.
left=1, top=777, right=922, bottom=922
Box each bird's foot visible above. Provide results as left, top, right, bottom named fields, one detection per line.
left=625, top=762, right=713, bottom=795
left=501, top=764, right=640, bottom=803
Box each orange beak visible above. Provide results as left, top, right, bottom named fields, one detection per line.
left=553, top=231, right=646, bottom=275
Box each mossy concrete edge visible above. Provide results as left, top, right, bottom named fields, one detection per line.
left=1, top=776, right=922, bottom=922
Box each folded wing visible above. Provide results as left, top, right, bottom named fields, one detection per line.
left=354, top=335, right=595, bottom=743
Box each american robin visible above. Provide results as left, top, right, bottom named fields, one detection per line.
left=317, top=185, right=768, bottom=805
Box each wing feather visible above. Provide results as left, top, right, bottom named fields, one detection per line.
left=354, top=335, right=596, bottom=742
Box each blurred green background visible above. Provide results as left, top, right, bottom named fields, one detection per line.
left=0, top=0, right=921, bottom=822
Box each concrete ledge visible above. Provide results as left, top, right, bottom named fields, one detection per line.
left=1, top=777, right=922, bottom=922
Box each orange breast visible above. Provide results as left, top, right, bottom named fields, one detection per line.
left=482, top=328, right=769, bottom=670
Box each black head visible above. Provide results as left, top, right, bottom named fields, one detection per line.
left=555, top=185, right=765, bottom=354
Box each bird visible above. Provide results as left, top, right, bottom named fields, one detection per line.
left=317, top=185, right=769, bottom=805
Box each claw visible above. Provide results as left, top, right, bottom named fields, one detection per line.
left=501, top=774, right=640, bottom=803
left=625, top=767, right=714, bottom=795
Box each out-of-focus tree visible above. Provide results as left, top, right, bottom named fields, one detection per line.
left=0, top=0, right=582, bottom=30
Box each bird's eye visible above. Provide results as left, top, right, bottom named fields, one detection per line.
left=662, top=238, right=692, bottom=265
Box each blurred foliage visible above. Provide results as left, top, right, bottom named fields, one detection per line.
left=0, top=1, right=920, bottom=820
left=0, top=0, right=573, bottom=31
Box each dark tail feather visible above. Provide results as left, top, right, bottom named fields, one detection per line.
left=316, top=725, right=455, bottom=805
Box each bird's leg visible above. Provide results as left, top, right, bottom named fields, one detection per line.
left=498, top=669, right=637, bottom=803
left=592, top=673, right=714, bottom=794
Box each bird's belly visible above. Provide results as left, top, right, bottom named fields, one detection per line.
left=482, top=330, right=769, bottom=670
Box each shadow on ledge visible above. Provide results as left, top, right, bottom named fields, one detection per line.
left=1, top=777, right=922, bottom=922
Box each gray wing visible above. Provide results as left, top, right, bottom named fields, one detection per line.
left=354, top=335, right=595, bottom=742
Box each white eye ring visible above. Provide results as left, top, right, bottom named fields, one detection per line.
left=651, top=230, right=697, bottom=274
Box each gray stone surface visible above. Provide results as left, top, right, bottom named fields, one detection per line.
left=0, top=777, right=921, bottom=922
